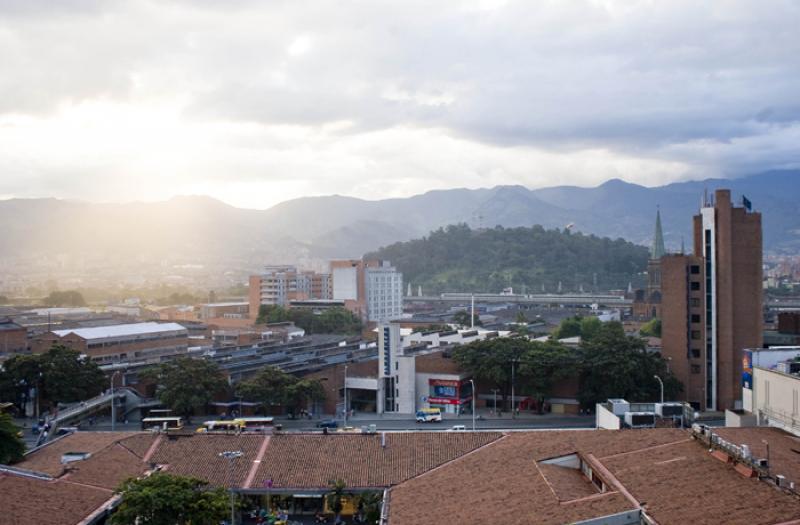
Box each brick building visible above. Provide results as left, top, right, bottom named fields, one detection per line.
left=661, top=189, right=762, bottom=411
left=0, top=317, right=27, bottom=358
left=248, top=266, right=332, bottom=318
left=31, top=322, right=189, bottom=365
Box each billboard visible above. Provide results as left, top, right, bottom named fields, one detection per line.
left=429, top=379, right=459, bottom=399
left=742, top=350, right=753, bottom=389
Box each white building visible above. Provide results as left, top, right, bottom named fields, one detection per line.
left=331, top=259, right=403, bottom=323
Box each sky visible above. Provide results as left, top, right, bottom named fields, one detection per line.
left=0, top=0, right=799, bottom=209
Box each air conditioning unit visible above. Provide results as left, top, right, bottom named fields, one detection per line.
left=624, top=412, right=656, bottom=428
left=756, top=458, right=769, bottom=468
left=776, top=475, right=786, bottom=487
left=741, top=444, right=751, bottom=459
left=609, top=399, right=631, bottom=416
left=655, top=402, right=684, bottom=417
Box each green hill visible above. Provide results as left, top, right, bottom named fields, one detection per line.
left=368, top=224, right=648, bottom=294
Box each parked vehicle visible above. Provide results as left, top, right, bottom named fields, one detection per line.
left=447, top=425, right=466, bottom=431
left=316, top=419, right=338, bottom=429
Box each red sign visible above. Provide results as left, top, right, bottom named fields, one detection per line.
left=429, top=379, right=460, bottom=387
left=427, top=397, right=463, bottom=405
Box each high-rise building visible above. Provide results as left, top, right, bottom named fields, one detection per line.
left=248, top=265, right=332, bottom=318
left=661, top=189, right=762, bottom=411
left=633, top=209, right=667, bottom=320
left=331, top=259, right=403, bottom=323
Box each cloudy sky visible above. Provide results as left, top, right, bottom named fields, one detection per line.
left=1, top=0, right=798, bottom=209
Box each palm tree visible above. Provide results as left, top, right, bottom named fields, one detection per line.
left=326, top=479, right=348, bottom=523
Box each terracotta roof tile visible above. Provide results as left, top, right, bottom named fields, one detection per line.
left=0, top=473, right=111, bottom=525
left=65, top=442, right=149, bottom=490
left=16, top=431, right=142, bottom=477
left=254, top=432, right=502, bottom=489
left=148, top=433, right=265, bottom=487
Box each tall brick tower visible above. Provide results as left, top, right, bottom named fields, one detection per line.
left=661, top=189, right=762, bottom=411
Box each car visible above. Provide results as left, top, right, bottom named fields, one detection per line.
left=316, top=419, right=338, bottom=429
left=336, top=426, right=359, bottom=433
left=447, top=425, right=467, bottom=432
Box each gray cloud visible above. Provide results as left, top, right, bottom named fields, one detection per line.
left=1, top=0, right=799, bottom=205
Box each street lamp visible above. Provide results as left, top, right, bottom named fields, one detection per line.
left=511, top=358, right=519, bottom=417
left=469, top=379, right=476, bottom=431
left=219, top=450, right=243, bottom=525
left=111, top=370, right=122, bottom=431
left=653, top=375, right=664, bottom=404
left=343, top=364, right=348, bottom=427
left=490, top=388, right=500, bottom=415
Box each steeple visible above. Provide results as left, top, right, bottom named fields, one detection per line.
left=651, top=208, right=666, bottom=259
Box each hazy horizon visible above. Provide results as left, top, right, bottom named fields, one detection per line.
left=1, top=1, right=799, bottom=209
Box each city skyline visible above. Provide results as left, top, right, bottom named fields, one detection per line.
left=1, top=1, right=799, bottom=209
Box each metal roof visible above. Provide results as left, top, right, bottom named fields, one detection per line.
left=52, top=322, right=187, bottom=340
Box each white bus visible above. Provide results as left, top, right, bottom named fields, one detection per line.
left=234, top=417, right=275, bottom=432
left=141, top=416, right=184, bottom=431
left=196, top=420, right=243, bottom=433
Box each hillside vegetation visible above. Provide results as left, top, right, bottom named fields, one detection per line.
left=368, top=224, right=648, bottom=293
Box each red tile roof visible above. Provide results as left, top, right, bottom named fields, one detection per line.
left=15, top=431, right=143, bottom=477
left=254, top=431, right=502, bottom=489
left=0, top=473, right=112, bottom=525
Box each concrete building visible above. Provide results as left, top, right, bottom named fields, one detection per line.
left=662, top=189, right=763, bottom=412
left=31, top=322, right=189, bottom=365
left=331, top=259, right=403, bottom=323
left=248, top=266, right=332, bottom=317
left=199, top=301, right=248, bottom=320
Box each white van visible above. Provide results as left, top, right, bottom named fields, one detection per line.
left=416, top=408, right=443, bottom=422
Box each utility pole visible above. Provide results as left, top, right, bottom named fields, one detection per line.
left=654, top=375, right=664, bottom=404
left=219, top=450, right=243, bottom=525
left=469, top=379, right=476, bottom=431
left=470, top=294, right=475, bottom=329
left=511, top=359, right=517, bottom=417
left=343, top=365, right=348, bottom=427
left=490, top=389, right=499, bottom=415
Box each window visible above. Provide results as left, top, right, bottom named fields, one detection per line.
left=690, top=298, right=701, bottom=307
left=690, top=281, right=701, bottom=291
left=690, top=265, right=700, bottom=274
left=691, top=314, right=701, bottom=323
left=691, top=348, right=701, bottom=358
left=691, top=330, right=701, bottom=340
left=691, top=364, right=701, bottom=374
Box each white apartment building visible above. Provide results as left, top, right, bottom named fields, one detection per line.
left=331, top=259, right=403, bottom=323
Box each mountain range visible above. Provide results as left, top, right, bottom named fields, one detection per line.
left=1, top=170, right=798, bottom=273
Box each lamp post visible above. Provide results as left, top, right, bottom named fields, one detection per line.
left=343, top=364, right=348, bottom=427
left=511, top=358, right=519, bottom=417
left=654, top=375, right=664, bottom=404
left=762, top=439, right=770, bottom=477
left=469, top=379, right=476, bottom=431
left=490, top=388, right=500, bottom=415
left=219, top=450, right=243, bottom=525
left=111, top=370, right=122, bottom=431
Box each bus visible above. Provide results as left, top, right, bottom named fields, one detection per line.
left=415, top=408, right=443, bottom=423
left=141, top=417, right=184, bottom=431
left=233, top=417, right=275, bottom=432
left=196, top=420, right=243, bottom=433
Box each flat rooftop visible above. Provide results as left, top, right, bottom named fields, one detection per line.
left=52, top=321, right=187, bottom=340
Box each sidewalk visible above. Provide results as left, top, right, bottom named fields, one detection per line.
left=345, top=409, right=591, bottom=422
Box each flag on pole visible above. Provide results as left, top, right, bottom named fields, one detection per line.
left=742, top=195, right=752, bottom=211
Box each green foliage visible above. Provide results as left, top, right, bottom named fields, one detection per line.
left=112, top=472, right=229, bottom=525
left=411, top=324, right=452, bottom=333
left=453, top=309, right=481, bottom=327
left=639, top=318, right=662, bottom=338
left=368, top=224, right=648, bottom=293
left=452, top=338, right=530, bottom=409
left=237, top=366, right=325, bottom=412
left=515, top=311, right=528, bottom=324
left=0, top=345, right=105, bottom=409
left=518, top=341, right=578, bottom=413
left=257, top=305, right=362, bottom=335
left=326, top=479, right=348, bottom=518
left=577, top=322, right=680, bottom=408
left=0, top=412, right=25, bottom=464
left=552, top=316, right=602, bottom=341
left=141, top=358, right=227, bottom=417
left=357, top=492, right=383, bottom=525
left=43, top=290, right=86, bottom=307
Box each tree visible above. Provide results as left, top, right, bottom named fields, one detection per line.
left=517, top=341, right=577, bottom=414
left=452, top=338, right=529, bottom=410
left=39, top=345, right=105, bottom=405
left=326, top=479, right=349, bottom=523
left=141, top=358, right=227, bottom=418
left=453, top=309, right=481, bottom=328
left=552, top=316, right=582, bottom=340
left=356, top=492, right=383, bottom=525
left=236, top=366, right=296, bottom=408
left=0, top=345, right=105, bottom=410
left=112, top=472, right=229, bottom=525
left=43, top=290, right=86, bottom=307
left=287, top=379, right=326, bottom=413
left=256, top=305, right=362, bottom=335
left=515, top=311, right=528, bottom=324
left=577, top=322, right=681, bottom=408
left=639, top=318, right=662, bottom=338
left=0, top=412, right=25, bottom=464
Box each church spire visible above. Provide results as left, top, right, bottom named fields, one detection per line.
left=651, top=207, right=666, bottom=259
